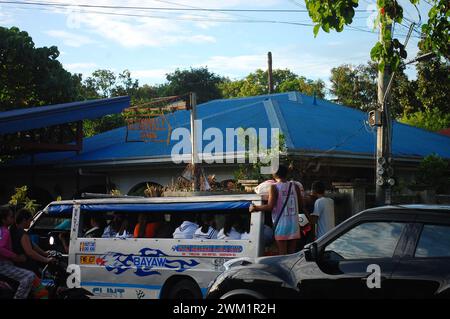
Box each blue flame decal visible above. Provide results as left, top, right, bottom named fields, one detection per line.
left=97, top=248, right=199, bottom=276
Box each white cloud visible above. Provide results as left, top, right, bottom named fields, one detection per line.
left=130, top=68, right=170, bottom=82
left=45, top=30, right=95, bottom=47
left=199, top=48, right=370, bottom=85
left=65, top=62, right=98, bottom=72
left=41, top=0, right=280, bottom=48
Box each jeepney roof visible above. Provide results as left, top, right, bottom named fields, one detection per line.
left=45, top=194, right=262, bottom=215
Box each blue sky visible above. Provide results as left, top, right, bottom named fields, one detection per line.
left=0, top=0, right=431, bottom=90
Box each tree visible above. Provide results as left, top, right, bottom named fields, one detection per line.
left=162, top=67, right=224, bottom=104
left=306, top=0, right=448, bottom=71
left=279, top=77, right=326, bottom=98
left=112, top=70, right=140, bottom=98
left=330, top=62, right=417, bottom=115
left=330, top=64, right=377, bottom=111
left=0, top=26, right=82, bottom=111
left=219, top=69, right=326, bottom=98
left=416, top=154, right=450, bottom=193
left=415, top=49, right=449, bottom=115
left=400, top=108, right=450, bottom=131
left=82, top=69, right=117, bottom=99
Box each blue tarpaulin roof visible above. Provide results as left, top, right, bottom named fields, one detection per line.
left=6, top=92, right=450, bottom=166
left=47, top=201, right=251, bottom=215
left=0, top=96, right=130, bottom=135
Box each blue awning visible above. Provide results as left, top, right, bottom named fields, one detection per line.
left=47, top=201, right=251, bottom=215
left=0, top=96, right=130, bottom=135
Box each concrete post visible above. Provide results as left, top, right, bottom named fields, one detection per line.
left=333, top=179, right=367, bottom=216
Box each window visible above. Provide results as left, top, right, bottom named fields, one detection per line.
left=33, top=215, right=71, bottom=230
left=324, top=222, right=405, bottom=260
left=415, top=224, right=450, bottom=258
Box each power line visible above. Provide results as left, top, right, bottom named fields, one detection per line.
left=1, top=4, right=317, bottom=26
left=0, top=1, right=422, bottom=38
left=0, top=0, right=376, bottom=13
left=0, top=1, right=382, bottom=31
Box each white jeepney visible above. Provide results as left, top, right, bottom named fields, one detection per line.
left=34, top=194, right=264, bottom=299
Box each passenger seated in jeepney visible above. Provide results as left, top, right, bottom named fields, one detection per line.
left=84, top=214, right=107, bottom=238
left=218, top=215, right=245, bottom=240
left=154, top=213, right=173, bottom=238
left=134, top=213, right=160, bottom=238
left=193, top=214, right=218, bottom=240
left=102, top=212, right=133, bottom=238
left=173, top=213, right=199, bottom=239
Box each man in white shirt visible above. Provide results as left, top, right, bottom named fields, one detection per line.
left=173, top=219, right=199, bottom=239
left=309, top=181, right=335, bottom=239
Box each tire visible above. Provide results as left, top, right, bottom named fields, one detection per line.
left=166, top=279, right=202, bottom=299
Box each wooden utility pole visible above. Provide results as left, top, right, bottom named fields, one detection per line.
left=375, top=23, right=393, bottom=206
left=268, top=52, right=274, bottom=94
left=190, top=92, right=200, bottom=191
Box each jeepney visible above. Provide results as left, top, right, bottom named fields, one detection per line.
left=32, top=194, right=265, bottom=299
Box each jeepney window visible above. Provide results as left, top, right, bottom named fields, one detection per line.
left=32, top=214, right=72, bottom=231
left=77, top=209, right=251, bottom=240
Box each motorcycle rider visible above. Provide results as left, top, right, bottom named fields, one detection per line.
left=10, top=209, right=55, bottom=276
left=0, top=206, right=35, bottom=299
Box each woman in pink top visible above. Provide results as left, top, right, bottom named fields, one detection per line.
left=250, top=165, right=302, bottom=255
left=0, top=206, right=35, bottom=299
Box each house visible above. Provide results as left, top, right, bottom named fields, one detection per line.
left=1, top=91, right=449, bottom=205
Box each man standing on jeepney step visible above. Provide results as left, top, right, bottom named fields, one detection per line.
left=249, top=165, right=302, bottom=255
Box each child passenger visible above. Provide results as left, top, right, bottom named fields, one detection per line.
left=193, top=214, right=218, bottom=240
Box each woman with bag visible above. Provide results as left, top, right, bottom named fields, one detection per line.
left=249, top=165, right=302, bottom=255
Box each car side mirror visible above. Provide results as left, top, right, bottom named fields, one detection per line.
left=304, top=242, right=319, bottom=262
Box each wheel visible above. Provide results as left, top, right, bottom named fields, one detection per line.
left=166, top=279, right=202, bottom=299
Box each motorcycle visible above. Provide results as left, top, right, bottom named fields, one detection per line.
left=0, top=251, right=92, bottom=299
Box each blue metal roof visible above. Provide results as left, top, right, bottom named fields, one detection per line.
left=0, top=96, right=130, bottom=135
left=6, top=92, right=450, bottom=167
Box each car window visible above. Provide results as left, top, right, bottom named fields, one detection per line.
left=415, top=224, right=450, bottom=258
left=324, top=222, right=405, bottom=260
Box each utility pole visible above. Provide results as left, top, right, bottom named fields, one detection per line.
left=268, top=52, right=274, bottom=94
left=190, top=92, right=200, bottom=191
left=374, top=22, right=417, bottom=206
left=375, top=23, right=393, bottom=206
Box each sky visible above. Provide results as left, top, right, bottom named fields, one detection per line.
left=0, top=0, right=432, bottom=91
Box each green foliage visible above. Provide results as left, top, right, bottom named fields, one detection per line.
left=400, top=108, right=450, bottom=132
left=305, top=0, right=449, bottom=72
left=305, top=0, right=358, bottom=35
left=416, top=154, right=450, bottom=193
left=234, top=131, right=287, bottom=182
left=219, top=69, right=326, bottom=98
left=421, top=0, right=450, bottom=60
left=162, top=67, right=224, bottom=104
left=415, top=49, right=449, bottom=114
left=0, top=26, right=82, bottom=111
left=80, top=69, right=142, bottom=137
left=8, top=186, right=40, bottom=214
